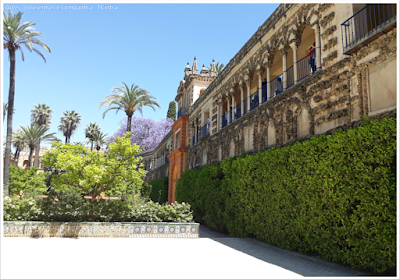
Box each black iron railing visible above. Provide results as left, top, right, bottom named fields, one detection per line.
left=199, top=124, right=210, bottom=141
left=262, top=83, right=268, bottom=103
left=341, top=4, right=396, bottom=54
left=297, top=54, right=313, bottom=82
left=192, top=134, right=198, bottom=146
left=221, top=112, right=228, bottom=128
left=234, top=103, right=241, bottom=120
left=286, top=65, right=294, bottom=89
left=242, top=98, right=248, bottom=115
left=270, top=74, right=283, bottom=97
left=177, top=106, right=188, bottom=119
left=250, top=91, right=259, bottom=111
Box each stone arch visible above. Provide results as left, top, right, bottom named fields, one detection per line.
left=202, top=147, right=208, bottom=165
left=295, top=103, right=312, bottom=139
left=297, top=108, right=310, bottom=139
left=267, top=121, right=276, bottom=147
left=229, top=138, right=235, bottom=158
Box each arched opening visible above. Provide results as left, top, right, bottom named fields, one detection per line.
left=267, top=124, right=276, bottom=147
left=298, top=109, right=310, bottom=139
left=270, top=50, right=283, bottom=97
left=297, top=25, right=316, bottom=81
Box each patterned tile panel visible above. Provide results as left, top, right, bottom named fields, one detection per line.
left=3, top=221, right=199, bottom=238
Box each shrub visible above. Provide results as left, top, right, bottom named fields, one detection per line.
left=3, top=189, right=193, bottom=223
left=147, top=177, right=169, bottom=204
left=41, top=134, right=145, bottom=203
left=3, top=195, right=41, bottom=221
left=8, top=166, right=47, bottom=197
left=175, top=117, right=396, bottom=272
left=176, top=164, right=226, bottom=231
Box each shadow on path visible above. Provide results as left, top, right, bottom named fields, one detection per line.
left=199, top=225, right=369, bottom=277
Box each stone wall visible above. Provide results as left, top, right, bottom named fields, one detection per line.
left=188, top=26, right=397, bottom=170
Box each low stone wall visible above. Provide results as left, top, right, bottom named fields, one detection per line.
left=3, top=221, right=199, bottom=238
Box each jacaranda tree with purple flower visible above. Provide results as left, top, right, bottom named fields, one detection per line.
left=110, top=116, right=174, bottom=152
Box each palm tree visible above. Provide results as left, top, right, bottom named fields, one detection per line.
left=58, top=110, right=82, bottom=143
left=84, top=122, right=101, bottom=151
left=3, top=103, right=16, bottom=123
left=18, top=124, right=57, bottom=168
left=92, top=130, right=109, bottom=151
left=12, top=128, right=27, bottom=167
left=31, top=104, right=52, bottom=167
left=3, top=103, right=8, bottom=122
left=3, top=10, right=51, bottom=194
left=99, top=82, right=161, bottom=133
left=73, top=141, right=86, bottom=147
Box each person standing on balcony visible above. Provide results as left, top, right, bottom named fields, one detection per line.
left=308, top=40, right=316, bottom=73
left=275, top=77, right=283, bottom=95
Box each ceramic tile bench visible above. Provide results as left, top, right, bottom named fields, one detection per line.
left=3, top=221, right=199, bottom=238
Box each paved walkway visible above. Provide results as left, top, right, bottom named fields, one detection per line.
left=1, top=225, right=369, bottom=279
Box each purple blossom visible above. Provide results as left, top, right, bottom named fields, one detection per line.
left=110, top=116, right=174, bottom=152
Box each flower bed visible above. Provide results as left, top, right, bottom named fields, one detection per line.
left=3, top=221, right=199, bottom=238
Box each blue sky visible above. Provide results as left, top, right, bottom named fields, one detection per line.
left=2, top=3, right=279, bottom=148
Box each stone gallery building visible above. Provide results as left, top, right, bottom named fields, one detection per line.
left=140, top=3, right=397, bottom=203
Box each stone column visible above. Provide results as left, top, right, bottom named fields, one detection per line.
left=219, top=104, right=222, bottom=130
left=312, top=24, right=321, bottom=70
left=282, top=51, right=287, bottom=90
left=216, top=104, right=219, bottom=133
left=245, top=80, right=251, bottom=111
left=232, top=94, right=235, bottom=121
left=226, top=97, right=230, bottom=125
left=290, top=42, right=298, bottom=84
left=257, top=66, right=263, bottom=104
left=239, top=83, right=244, bottom=115
left=266, top=66, right=271, bottom=99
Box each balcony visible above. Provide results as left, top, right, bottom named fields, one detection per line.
left=192, top=134, right=198, bottom=146
left=221, top=112, right=228, bottom=128
left=250, top=91, right=259, bottom=111
left=341, top=4, right=397, bottom=55
left=234, top=103, right=241, bottom=120
left=177, top=106, right=189, bottom=119
left=270, top=74, right=283, bottom=97
left=262, top=83, right=268, bottom=103
left=198, top=124, right=210, bottom=141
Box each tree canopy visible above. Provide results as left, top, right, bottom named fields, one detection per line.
left=167, top=101, right=176, bottom=121
left=109, top=116, right=173, bottom=152
left=8, top=166, right=47, bottom=197
left=99, top=82, right=161, bottom=133
left=42, top=133, right=146, bottom=203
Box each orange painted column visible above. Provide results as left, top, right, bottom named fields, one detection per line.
left=167, top=115, right=189, bottom=204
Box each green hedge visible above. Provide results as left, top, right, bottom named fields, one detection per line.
left=175, top=117, right=396, bottom=273
left=148, top=177, right=169, bottom=204
left=4, top=188, right=193, bottom=223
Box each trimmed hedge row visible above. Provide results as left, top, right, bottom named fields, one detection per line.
left=148, top=177, right=169, bottom=204
left=175, top=117, right=396, bottom=273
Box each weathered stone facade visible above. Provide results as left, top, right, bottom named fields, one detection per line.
left=143, top=4, right=397, bottom=202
